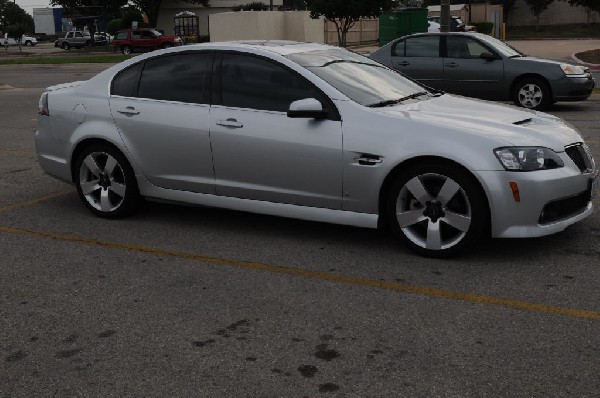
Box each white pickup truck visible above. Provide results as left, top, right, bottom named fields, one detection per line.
left=1, top=34, right=38, bottom=47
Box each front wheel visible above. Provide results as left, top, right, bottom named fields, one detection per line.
left=25, top=41, right=32, bottom=46
left=75, top=144, right=140, bottom=218
left=512, top=77, right=551, bottom=110
left=386, top=162, right=488, bottom=258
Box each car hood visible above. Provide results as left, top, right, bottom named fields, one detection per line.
left=377, top=94, right=583, bottom=152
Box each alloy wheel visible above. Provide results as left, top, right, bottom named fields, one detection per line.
left=79, top=152, right=127, bottom=213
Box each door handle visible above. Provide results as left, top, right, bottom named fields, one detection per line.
left=395, top=61, right=410, bottom=67
left=117, top=106, right=140, bottom=115
left=216, top=118, right=243, bottom=129
left=357, top=157, right=382, bottom=166
left=445, top=62, right=458, bottom=68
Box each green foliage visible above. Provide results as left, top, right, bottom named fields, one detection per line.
left=306, top=0, right=393, bottom=47
left=524, top=0, right=554, bottom=17
left=470, top=21, right=493, bottom=34
left=232, top=2, right=269, bottom=11
left=106, top=18, right=122, bottom=35
left=121, top=8, right=147, bottom=29
left=0, top=1, right=34, bottom=34
left=560, top=0, right=600, bottom=13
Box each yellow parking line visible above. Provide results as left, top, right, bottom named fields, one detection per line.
left=0, top=190, right=73, bottom=214
left=0, top=223, right=599, bottom=321
left=0, top=149, right=36, bottom=155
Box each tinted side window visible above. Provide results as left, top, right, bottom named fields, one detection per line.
left=446, top=36, right=490, bottom=59
left=111, top=62, right=143, bottom=97
left=405, top=36, right=439, bottom=57
left=115, top=31, right=128, bottom=40
left=221, top=54, right=322, bottom=112
left=137, top=53, right=212, bottom=104
left=392, top=40, right=405, bottom=56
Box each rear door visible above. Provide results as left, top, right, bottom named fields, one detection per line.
left=110, top=52, right=215, bottom=193
left=389, top=35, right=444, bottom=90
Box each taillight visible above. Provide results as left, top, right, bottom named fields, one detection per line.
left=38, top=92, right=49, bottom=116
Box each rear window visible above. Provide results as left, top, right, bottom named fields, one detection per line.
left=115, top=31, right=128, bottom=40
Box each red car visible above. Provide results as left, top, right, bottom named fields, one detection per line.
left=113, top=28, right=183, bottom=54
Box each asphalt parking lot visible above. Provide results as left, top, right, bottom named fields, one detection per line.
left=1, top=63, right=599, bottom=396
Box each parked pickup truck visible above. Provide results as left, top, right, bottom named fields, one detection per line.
left=1, top=34, right=38, bottom=47
left=55, top=31, right=91, bottom=50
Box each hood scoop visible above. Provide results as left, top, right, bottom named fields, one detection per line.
left=513, top=118, right=533, bottom=126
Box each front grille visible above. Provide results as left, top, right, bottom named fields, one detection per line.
left=565, top=144, right=594, bottom=173
left=539, top=189, right=590, bottom=224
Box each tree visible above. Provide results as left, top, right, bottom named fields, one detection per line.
left=0, top=1, right=34, bottom=34
left=524, top=0, right=554, bottom=30
left=560, top=0, right=600, bottom=23
left=50, top=0, right=128, bottom=43
left=130, top=0, right=210, bottom=28
left=306, top=0, right=393, bottom=47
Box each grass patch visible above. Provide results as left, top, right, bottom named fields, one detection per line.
left=594, top=88, right=600, bottom=95
left=506, top=23, right=600, bottom=40
left=0, top=55, right=133, bottom=65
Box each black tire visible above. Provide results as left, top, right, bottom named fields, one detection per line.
left=25, top=41, right=32, bottom=46
left=62, top=42, right=70, bottom=50
left=161, top=43, right=173, bottom=49
left=386, top=161, right=488, bottom=258
left=121, top=45, right=132, bottom=55
left=512, top=77, right=551, bottom=111
left=74, top=143, right=140, bottom=219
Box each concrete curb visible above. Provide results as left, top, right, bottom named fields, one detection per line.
left=570, top=52, right=600, bottom=71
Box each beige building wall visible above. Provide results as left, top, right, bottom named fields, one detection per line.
left=508, top=0, right=600, bottom=26
left=209, top=11, right=325, bottom=43
left=158, top=0, right=284, bottom=36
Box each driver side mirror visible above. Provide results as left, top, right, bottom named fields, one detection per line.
left=479, top=52, right=497, bottom=61
left=287, top=98, right=328, bottom=119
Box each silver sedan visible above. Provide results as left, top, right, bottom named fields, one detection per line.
left=35, top=41, right=598, bottom=257
left=369, top=32, right=596, bottom=110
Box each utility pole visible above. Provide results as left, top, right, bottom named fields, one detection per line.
left=440, top=0, right=451, bottom=32
left=270, top=0, right=273, bottom=11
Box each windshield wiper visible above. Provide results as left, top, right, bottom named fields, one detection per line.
left=368, top=92, right=429, bottom=108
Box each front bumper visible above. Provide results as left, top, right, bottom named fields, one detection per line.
left=552, top=74, right=596, bottom=102
left=478, top=152, right=597, bottom=238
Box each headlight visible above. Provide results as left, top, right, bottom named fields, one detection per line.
left=560, top=63, right=587, bottom=75
left=494, top=147, right=564, bottom=171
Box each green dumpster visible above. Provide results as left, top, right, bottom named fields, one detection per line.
left=379, top=8, right=428, bottom=46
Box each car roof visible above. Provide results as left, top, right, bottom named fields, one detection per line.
left=185, top=40, right=338, bottom=56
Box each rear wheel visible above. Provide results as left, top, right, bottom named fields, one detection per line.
left=512, top=77, right=551, bottom=110
left=75, top=143, right=140, bottom=218
left=25, top=41, right=33, bottom=46
left=386, top=161, right=488, bottom=258
left=121, top=45, right=132, bottom=55
left=62, top=42, right=70, bottom=50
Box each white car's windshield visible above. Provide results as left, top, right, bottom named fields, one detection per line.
left=288, top=49, right=430, bottom=107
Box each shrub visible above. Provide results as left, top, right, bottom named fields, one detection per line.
left=471, top=21, right=494, bottom=35
left=106, top=19, right=122, bottom=36
left=232, top=2, right=270, bottom=11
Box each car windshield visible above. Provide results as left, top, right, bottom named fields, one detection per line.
left=476, top=34, right=523, bottom=58
left=287, top=49, right=429, bottom=107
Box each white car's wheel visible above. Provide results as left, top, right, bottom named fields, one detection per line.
left=75, top=144, right=140, bottom=218
left=387, top=161, right=488, bottom=258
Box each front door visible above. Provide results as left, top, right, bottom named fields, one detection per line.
left=442, top=35, right=505, bottom=99
left=210, top=53, right=344, bottom=209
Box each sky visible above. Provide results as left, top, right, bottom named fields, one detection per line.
left=15, top=0, right=54, bottom=16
